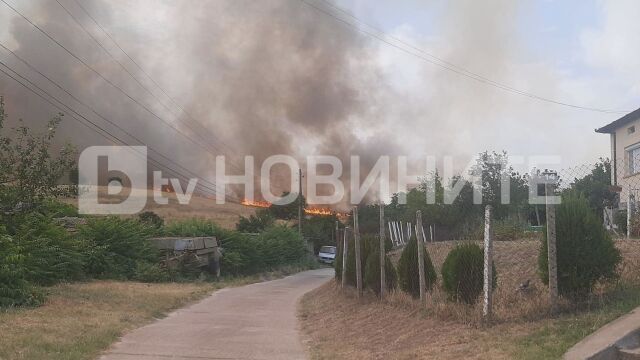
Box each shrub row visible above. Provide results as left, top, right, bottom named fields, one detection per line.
left=0, top=206, right=307, bottom=307
left=163, top=218, right=306, bottom=276
left=338, top=192, right=621, bottom=306
left=336, top=234, right=494, bottom=305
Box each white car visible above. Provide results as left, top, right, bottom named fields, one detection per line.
left=318, top=246, right=337, bottom=264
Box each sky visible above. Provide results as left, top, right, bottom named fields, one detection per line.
left=0, top=0, right=639, bottom=203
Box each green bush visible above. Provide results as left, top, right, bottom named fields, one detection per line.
left=441, top=243, right=496, bottom=304
left=138, top=211, right=164, bottom=230
left=134, top=261, right=171, bottom=283
left=539, top=192, right=621, bottom=300
left=364, top=248, right=397, bottom=295
left=614, top=209, right=627, bottom=235
left=163, top=218, right=224, bottom=237
left=236, top=209, right=275, bottom=233
left=15, top=214, right=85, bottom=285
left=342, top=235, right=388, bottom=286
left=397, top=236, right=437, bottom=298
left=334, top=242, right=343, bottom=281
left=79, top=217, right=157, bottom=279
left=0, top=234, right=43, bottom=307
left=164, top=218, right=267, bottom=276
left=257, top=225, right=306, bottom=268
left=40, top=199, right=78, bottom=218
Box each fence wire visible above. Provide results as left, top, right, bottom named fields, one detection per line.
left=342, top=157, right=640, bottom=322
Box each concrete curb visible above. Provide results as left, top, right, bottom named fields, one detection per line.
left=564, top=306, right=640, bottom=360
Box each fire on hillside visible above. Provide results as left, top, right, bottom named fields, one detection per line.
left=240, top=199, right=347, bottom=218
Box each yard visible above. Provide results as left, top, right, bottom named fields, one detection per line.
left=299, top=281, right=640, bottom=359
left=300, top=238, right=640, bottom=359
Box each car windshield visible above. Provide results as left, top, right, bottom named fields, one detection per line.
left=320, top=246, right=335, bottom=254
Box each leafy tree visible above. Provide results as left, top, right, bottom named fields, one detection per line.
left=236, top=209, right=275, bottom=233
left=0, top=232, right=43, bottom=307
left=303, top=214, right=338, bottom=253
left=268, top=192, right=306, bottom=220
left=0, top=97, right=75, bottom=224
left=539, top=192, right=620, bottom=301
left=569, top=158, right=615, bottom=221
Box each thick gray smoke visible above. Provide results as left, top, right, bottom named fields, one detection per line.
left=0, top=0, right=400, bottom=206
left=4, top=0, right=596, bottom=207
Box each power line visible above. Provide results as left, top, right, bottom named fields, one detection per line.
left=54, top=0, right=233, bottom=159
left=2, top=0, right=262, bottom=201
left=0, top=60, right=221, bottom=200
left=0, top=50, right=234, bottom=201
left=0, top=0, right=232, bottom=166
left=69, top=0, right=238, bottom=156
left=300, top=0, right=630, bottom=115
left=0, top=43, right=220, bottom=194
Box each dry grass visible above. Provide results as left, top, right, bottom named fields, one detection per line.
left=301, top=239, right=640, bottom=359
left=299, top=282, right=516, bottom=360
left=63, top=190, right=256, bottom=229
left=299, top=280, right=640, bottom=360
left=0, top=281, right=215, bottom=360
left=0, top=262, right=320, bottom=360
left=388, top=239, right=640, bottom=322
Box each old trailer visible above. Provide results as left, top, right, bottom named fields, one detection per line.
left=149, top=236, right=222, bottom=277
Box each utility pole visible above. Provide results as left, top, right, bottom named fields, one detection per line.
left=545, top=181, right=558, bottom=315
left=416, top=210, right=426, bottom=305
left=298, top=168, right=303, bottom=238
left=483, top=205, right=494, bottom=320
left=342, top=227, right=349, bottom=288
left=353, top=207, right=363, bottom=299
left=379, top=202, right=386, bottom=299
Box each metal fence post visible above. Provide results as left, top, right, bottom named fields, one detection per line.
left=627, top=189, right=633, bottom=239
left=353, top=207, right=363, bottom=299
left=483, top=205, right=493, bottom=320
left=545, top=183, right=558, bottom=315
left=379, top=202, right=386, bottom=299
left=416, top=210, right=426, bottom=305
left=341, top=226, right=348, bottom=288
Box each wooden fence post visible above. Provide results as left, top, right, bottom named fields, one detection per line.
left=416, top=210, right=426, bottom=305
left=341, top=226, right=348, bottom=288
left=545, top=183, right=558, bottom=315
left=483, top=205, right=493, bottom=320
left=379, top=202, right=386, bottom=299
left=353, top=207, right=363, bottom=299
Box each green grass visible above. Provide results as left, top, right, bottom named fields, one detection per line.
left=511, top=285, right=640, bottom=360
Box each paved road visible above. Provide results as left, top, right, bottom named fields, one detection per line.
left=101, top=268, right=333, bottom=360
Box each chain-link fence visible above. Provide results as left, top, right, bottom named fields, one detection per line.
left=339, top=156, right=640, bottom=323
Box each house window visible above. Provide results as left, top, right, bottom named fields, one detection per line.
left=628, top=146, right=640, bottom=175
left=629, top=126, right=636, bottom=135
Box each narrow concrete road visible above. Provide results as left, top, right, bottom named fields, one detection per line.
left=100, top=268, right=333, bottom=360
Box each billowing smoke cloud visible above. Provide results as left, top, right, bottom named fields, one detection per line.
left=0, top=0, right=622, bottom=207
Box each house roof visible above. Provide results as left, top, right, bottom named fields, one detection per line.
left=595, top=107, right=640, bottom=133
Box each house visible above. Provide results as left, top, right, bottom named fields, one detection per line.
left=596, top=107, right=640, bottom=210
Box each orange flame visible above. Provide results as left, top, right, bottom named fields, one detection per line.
left=305, top=207, right=333, bottom=216
left=241, top=199, right=271, bottom=208
left=240, top=199, right=348, bottom=218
